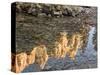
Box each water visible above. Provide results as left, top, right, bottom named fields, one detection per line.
left=84, top=26, right=96, bottom=56
left=22, top=26, right=97, bottom=72
left=45, top=26, right=97, bottom=70
left=14, top=6, right=97, bottom=72
left=75, top=26, right=97, bottom=67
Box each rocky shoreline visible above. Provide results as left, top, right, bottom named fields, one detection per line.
left=16, top=2, right=88, bottom=17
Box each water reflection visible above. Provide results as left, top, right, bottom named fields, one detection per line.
left=84, top=26, right=96, bottom=56
left=13, top=8, right=97, bottom=72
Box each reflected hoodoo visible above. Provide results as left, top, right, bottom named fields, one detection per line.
left=11, top=2, right=97, bottom=73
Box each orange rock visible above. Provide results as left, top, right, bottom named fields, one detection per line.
left=11, top=52, right=27, bottom=73
left=27, top=49, right=35, bottom=65
left=57, top=32, right=68, bottom=58
left=69, top=34, right=80, bottom=60
left=70, top=34, right=76, bottom=48
left=53, top=42, right=62, bottom=58
left=35, top=45, right=48, bottom=69
left=66, top=47, right=71, bottom=55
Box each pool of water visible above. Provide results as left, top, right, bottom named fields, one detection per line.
left=22, top=26, right=97, bottom=72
